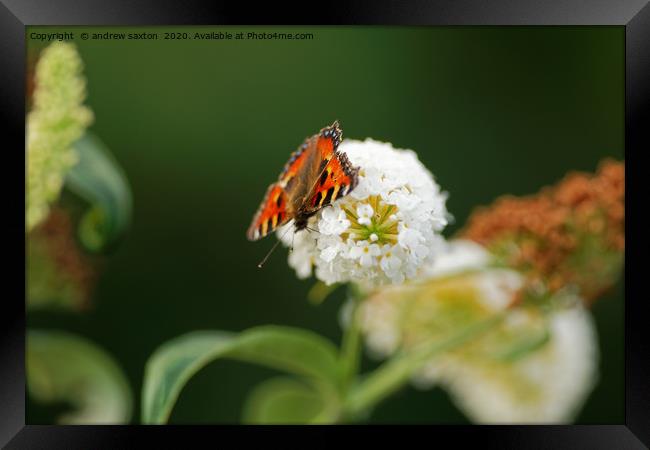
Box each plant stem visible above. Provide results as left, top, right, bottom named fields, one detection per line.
left=343, top=313, right=505, bottom=418
left=339, top=294, right=363, bottom=395
left=307, top=281, right=341, bottom=305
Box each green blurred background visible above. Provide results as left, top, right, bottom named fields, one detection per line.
left=27, top=26, right=624, bottom=423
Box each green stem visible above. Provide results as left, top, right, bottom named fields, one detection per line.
left=343, top=313, right=505, bottom=418
left=339, top=294, right=363, bottom=395
left=307, top=281, right=340, bottom=305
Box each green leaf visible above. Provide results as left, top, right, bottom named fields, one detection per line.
left=66, top=132, right=132, bottom=252
left=141, top=325, right=342, bottom=424
left=242, top=377, right=339, bottom=424
left=27, top=329, right=133, bottom=424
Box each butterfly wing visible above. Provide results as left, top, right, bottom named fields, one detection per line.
left=246, top=183, right=292, bottom=241
left=247, top=121, right=355, bottom=241
left=246, top=123, right=328, bottom=241
left=304, top=149, right=359, bottom=213
left=284, top=121, right=343, bottom=211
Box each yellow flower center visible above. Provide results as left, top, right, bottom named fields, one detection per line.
left=341, top=195, right=399, bottom=245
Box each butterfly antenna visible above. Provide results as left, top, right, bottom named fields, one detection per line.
left=257, top=224, right=295, bottom=269
left=257, top=239, right=282, bottom=268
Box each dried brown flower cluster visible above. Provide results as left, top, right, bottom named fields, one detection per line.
left=27, top=207, right=98, bottom=310
left=460, top=159, right=624, bottom=303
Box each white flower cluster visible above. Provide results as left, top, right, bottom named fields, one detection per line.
left=279, top=138, right=449, bottom=287
left=357, top=239, right=598, bottom=423
left=358, top=240, right=523, bottom=358
left=421, top=306, right=598, bottom=424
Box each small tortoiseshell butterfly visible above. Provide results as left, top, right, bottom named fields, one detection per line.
left=247, top=121, right=360, bottom=244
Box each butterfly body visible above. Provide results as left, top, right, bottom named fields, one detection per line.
left=247, top=121, right=359, bottom=241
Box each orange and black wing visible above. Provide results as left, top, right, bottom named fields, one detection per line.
left=304, top=149, right=359, bottom=213
left=246, top=184, right=292, bottom=241
left=281, top=120, right=343, bottom=210
left=314, top=120, right=341, bottom=161
left=247, top=121, right=354, bottom=241
left=246, top=123, right=326, bottom=241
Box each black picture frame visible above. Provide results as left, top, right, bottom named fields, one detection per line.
left=2, top=1, right=648, bottom=447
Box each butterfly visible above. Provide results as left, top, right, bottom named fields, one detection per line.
left=247, top=121, right=360, bottom=243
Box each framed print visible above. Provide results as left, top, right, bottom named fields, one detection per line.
left=2, top=0, right=649, bottom=447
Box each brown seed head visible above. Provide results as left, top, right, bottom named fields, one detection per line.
left=460, top=159, right=624, bottom=304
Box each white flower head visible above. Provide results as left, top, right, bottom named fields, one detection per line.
left=359, top=240, right=523, bottom=358
left=358, top=239, right=598, bottom=423
left=416, top=305, right=598, bottom=424
left=278, top=138, right=450, bottom=287
left=421, top=239, right=492, bottom=278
